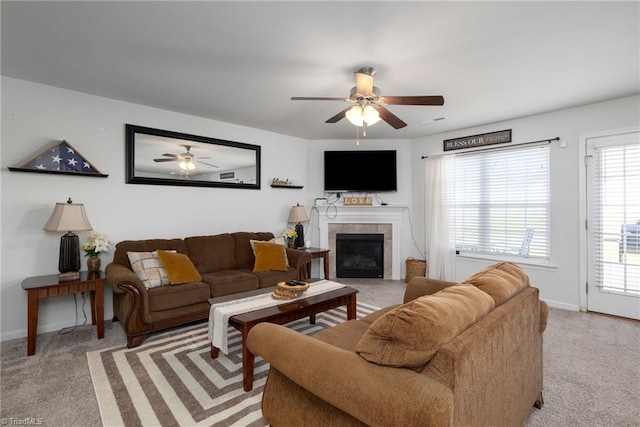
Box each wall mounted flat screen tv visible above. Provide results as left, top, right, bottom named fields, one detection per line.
left=324, top=150, right=397, bottom=192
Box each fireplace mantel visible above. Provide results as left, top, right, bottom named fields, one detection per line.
left=318, top=205, right=407, bottom=280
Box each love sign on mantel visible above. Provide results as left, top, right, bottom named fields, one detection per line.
left=343, top=196, right=373, bottom=206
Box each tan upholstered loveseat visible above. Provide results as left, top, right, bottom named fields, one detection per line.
left=106, top=232, right=311, bottom=348
left=248, top=262, right=548, bottom=426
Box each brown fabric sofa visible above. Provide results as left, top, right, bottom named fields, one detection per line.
left=106, top=231, right=311, bottom=348
left=248, top=262, right=548, bottom=426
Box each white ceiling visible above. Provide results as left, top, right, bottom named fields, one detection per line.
left=2, top=1, right=638, bottom=140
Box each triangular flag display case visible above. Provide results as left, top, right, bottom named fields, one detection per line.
left=8, top=140, right=108, bottom=178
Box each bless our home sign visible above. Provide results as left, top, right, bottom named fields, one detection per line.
left=443, top=129, right=512, bottom=151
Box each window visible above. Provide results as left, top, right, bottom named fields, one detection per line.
left=451, top=144, right=550, bottom=260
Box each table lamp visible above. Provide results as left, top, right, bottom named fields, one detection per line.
left=43, top=198, right=93, bottom=279
left=288, top=203, right=309, bottom=249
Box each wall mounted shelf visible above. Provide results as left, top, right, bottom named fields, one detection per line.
left=271, top=184, right=303, bottom=189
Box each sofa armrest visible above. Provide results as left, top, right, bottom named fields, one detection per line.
left=105, top=263, right=145, bottom=294
left=285, top=248, right=312, bottom=279
left=539, top=300, right=549, bottom=333
left=403, top=277, right=457, bottom=303
left=105, top=262, right=153, bottom=346
left=247, top=323, right=454, bottom=426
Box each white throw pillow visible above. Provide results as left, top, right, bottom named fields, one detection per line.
left=127, top=251, right=174, bottom=289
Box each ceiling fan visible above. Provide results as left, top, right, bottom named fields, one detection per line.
left=153, top=145, right=219, bottom=171
left=291, top=66, right=444, bottom=132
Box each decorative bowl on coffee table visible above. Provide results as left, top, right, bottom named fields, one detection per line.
left=272, top=281, right=310, bottom=300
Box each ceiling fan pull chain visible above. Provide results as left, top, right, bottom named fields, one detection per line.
left=363, top=121, right=367, bottom=137
left=355, top=126, right=360, bottom=147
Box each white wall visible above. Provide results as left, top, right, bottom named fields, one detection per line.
left=2, top=76, right=637, bottom=341
left=0, top=77, right=314, bottom=340
left=410, top=95, right=640, bottom=311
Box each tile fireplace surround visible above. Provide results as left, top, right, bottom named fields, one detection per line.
left=318, top=205, right=407, bottom=280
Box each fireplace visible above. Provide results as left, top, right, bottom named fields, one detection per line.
left=336, top=233, right=384, bottom=278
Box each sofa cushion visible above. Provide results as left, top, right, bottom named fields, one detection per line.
left=314, top=319, right=373, bottom=352
left=462, top=262, right=529, bottom=305
left=253, top=241, right=288, bottom=272
left=251, top=268, right=298, bottom=289
left=200, top=270, right=259, bottom=297
left=184, top=234, right=236, bottom=274
left=147, top=281, right=210, bottom=311
left=356, top=285, right=495, bottom=370
left=127, top=251, right=172, bottom=289
left=157, top=250, right=202, bottom=285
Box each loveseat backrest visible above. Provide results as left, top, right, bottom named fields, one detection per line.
left=113, top=239, right=188, bottom=269
left=184, top=234, right=236, bottom=274
left=232, top=232, right=275, bottom=269
left=422, top=286, right=543, bottom=427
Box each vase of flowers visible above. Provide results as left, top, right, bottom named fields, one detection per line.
left=283, top=229, right=297, bottom=248
left=82, top=232, right=110, bottom=272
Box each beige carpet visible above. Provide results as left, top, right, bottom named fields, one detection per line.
left=87, top=303, right=379, bottom=427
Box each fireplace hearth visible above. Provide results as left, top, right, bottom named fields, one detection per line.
left=336, top=233, right=384, bottom=278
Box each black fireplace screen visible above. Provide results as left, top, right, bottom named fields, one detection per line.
left=335, top=233, right=384, bottom=278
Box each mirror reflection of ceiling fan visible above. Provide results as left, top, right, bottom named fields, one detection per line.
left=291, top=66, right=444, bottom=135
left=153, top=145, right=219, bottom=172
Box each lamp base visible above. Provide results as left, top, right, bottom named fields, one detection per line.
left=59, top=232, right=81, bottom=273
left=295, top=223, right=305, bottom=249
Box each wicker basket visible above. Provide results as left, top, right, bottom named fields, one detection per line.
left=405, top=257, right=427, bottom=283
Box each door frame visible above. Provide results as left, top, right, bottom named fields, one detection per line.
left=578, top=126, right=640, bottom=313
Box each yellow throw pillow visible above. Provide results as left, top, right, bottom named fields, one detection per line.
left=250, top=237, right=290, bottom=266
left=253, top=241, right=288, bottom=272
left=157, top=250, right=202, bottom=285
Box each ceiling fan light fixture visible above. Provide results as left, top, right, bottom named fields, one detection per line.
left=345, top=106, right=364, bottom=127
left=363, top=105, right=381, bottom=125
left=345, top=105, right=381, bottom=127
left=179, top=160, right=195, bottom=170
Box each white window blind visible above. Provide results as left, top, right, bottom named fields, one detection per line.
left=451, top=144, right=550, bottom=259
left=593, top=140, right=640, bottom=293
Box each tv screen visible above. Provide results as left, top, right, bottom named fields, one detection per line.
left=324, top=150, right=397, bottom=192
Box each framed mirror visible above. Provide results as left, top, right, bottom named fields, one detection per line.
left=125, top=124, right=261, bottom=189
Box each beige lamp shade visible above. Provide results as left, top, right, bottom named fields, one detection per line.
left=288, top=203, right=309, bottom=223
left=43, top=198, right=93, bottom=232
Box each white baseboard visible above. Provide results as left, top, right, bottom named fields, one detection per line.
left=541, top=298, right=580, bottom=312
left=0, top=309, right=115, bottom=342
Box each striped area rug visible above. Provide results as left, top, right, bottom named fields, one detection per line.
left=87, top=302, right=379, bottom=427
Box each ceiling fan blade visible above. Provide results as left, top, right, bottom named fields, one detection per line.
left=197, top=160, right=219, bottom=168
left=375, top=106, right=407, bottom=129
left=381, top=95, right=445, bottom=106
left=325, top=106, right=352, bottom=123
left=355, top=72, right=374, bottom=96
left=161, top=153, right=178, bottom=157
left=291, top=97, right=350, bottom=101
left=154, top=158, right=178, bottom=162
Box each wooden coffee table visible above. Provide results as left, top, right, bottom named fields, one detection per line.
left=209, top=285, right=358, bottom=391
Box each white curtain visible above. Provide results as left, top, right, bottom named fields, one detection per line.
left=424, top=155, right=456, bottom=280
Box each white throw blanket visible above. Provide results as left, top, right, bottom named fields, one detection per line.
left=208, top=280, right=346, bottom=354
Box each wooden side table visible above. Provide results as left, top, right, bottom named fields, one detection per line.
left=21, top=271, right=105, bottom=356
left=301, top=247, right=330, bottom=279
